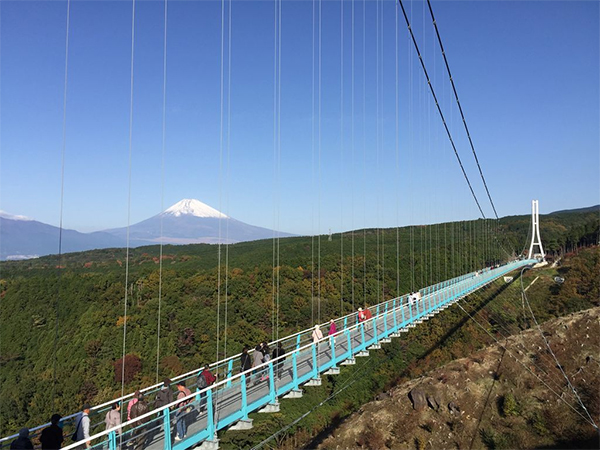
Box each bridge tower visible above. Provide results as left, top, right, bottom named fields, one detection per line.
left=527, top=199, right=545, bottom=261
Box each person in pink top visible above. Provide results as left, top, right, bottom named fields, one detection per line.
left=328, top=319, right=337, bottom=336
left=127, top=390, right=140, bottom=421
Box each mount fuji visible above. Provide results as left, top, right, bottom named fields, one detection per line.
left=103, top=199, right=294, bottom=245
left=0, top=199, right=293, bottom=260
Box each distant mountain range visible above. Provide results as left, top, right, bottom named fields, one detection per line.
left=0, top=199, right=294, bottom=260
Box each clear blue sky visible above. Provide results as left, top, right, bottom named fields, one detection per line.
left=1, top=0, right=598, bottom=235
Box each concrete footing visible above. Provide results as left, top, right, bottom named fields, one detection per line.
left=341, top=358, right=356, bottom=365
left=259, top=402, right=280, bottom=413
left=229, top=419, right=253, bottom=431
left=324, top=366, right=340, bottom=375
left=380, top=338, right=392, bottom=344
left=305, top=377, right=322, bottom=386
left=283, top=389, right=303, bottom=399
left=199, top=439, right=220, bottom=450
left=368, top=344, right=382, bottom=350
left=356, top=350, right=370, bottom=357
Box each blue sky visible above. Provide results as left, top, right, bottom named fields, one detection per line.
left=1, top=0, right=598, bottom=235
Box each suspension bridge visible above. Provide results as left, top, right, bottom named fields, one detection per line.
left=3, top=0, right=597, bottom=447
left=1, top=258, right=538, bottom=450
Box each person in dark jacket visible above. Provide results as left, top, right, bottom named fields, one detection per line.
left=271, top=342, right=286, bottom=379
left=130, top=393, right=150, bottom=450
left=240, top=347, right=252, bottom=372
left=40, top=415, right=64, bottom=450
left=10, top=429, right=33, bottom=450
left=154, top=378, right=173, bottom=411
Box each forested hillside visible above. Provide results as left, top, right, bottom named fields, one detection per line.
left=0, top=208, right=597, bottom=436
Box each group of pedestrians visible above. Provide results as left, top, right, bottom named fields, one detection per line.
left=242, top=341, right=287, bottom=384
left=14, top=315, right=379, bottom=450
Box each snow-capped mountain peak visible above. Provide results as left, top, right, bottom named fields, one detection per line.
left=0, top=210, right=33, bottom=221
left=161, top=199, right=228, bottom=219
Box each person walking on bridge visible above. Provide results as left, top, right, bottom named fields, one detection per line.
left=328, top=319, right=337, bottom=336
left=252, top=344, right=263, bottom=385
left=104, top=403, right=121, bottom=436
left=174, top=382, right=192, bottom=441
left=154, top=379, right=173, bottom=413
left=40, top=414, right=63, bottom=450
left=75, top=404, right=92, bottom=449
left=130, top=393, right=150, bottom=450
left=10, top=429, right=33, bottom=450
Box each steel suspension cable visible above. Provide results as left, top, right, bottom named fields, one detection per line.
left=120, top=0, right=137, bottom=426
left=52, top=0, right=71, bottom=409
left=155, top=0, right=168, bottom=385
left=425, top=0, right=499, bottom=220
left=340, top=0, right=344, bottom=318
left=397, top=0, right=486, bottom=219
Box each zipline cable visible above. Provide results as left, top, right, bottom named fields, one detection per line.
left=397, top=0, right=486, bottom=219
left=520, top=267, right=599, bottom=429
left=456, top=301, right=598, bottom=429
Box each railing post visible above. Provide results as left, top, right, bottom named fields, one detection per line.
left=312, top=343, right=319, bottom=377
left=346, top=329, right=352, bottom=358
left=330, top=335, right=336, bottom=366
left=372, top=316, right=378, bottom=343
left=393, top=298, right=397, bottom=330
left=360, top=323, right=366, bottom=350
left=163, top=408, right=172, bottom=450
left=206, top=388, right=215, bottom=437
left=296, top=334, right=301, bottom=351
left=383, top=310, right=388, bottom=337
left=108, top=430, right=117, bottom=450
left=292, top=351, right=299, bottom=390
left=376, top=304, right=380, bottom=317
left=241, top=373, right=249, bottom=420
left=401, top=298, right=406, bottom=326
left=226, top=359, right=233, bottom=387
left=268, top=362, right=276, bottom=403
left=343, top=316, right=347, bottom=330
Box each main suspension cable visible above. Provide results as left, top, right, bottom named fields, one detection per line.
left=397, top=0, right=486, bottom=219
left=425, top=0, right=499, bottom=220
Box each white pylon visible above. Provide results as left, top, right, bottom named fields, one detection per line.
left=527, top=199, right=545, bottom=261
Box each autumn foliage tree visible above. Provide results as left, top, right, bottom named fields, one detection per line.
left=114, top=354, right=142, bottom=384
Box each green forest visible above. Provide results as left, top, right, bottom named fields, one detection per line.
left=0, top=207, right=598, bottom=440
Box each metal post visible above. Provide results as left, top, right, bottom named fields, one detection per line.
left=393, top=299, right=397, bottom=329
left=268, top=362, right=276, bottom=403
left=108, top=431, right=116, bottom=450
left=330, top=335, right=336, bottom=366
left=343, top=316, right=347, bottom=330
left=163, top=408, right=172, bottom=450
left=346, top=329, right=352, bottom=358
left=226, top=359, right=233, bottom=387
left=360, top=323, right=366, bottom=350
left=206, top=389, right=215, bottom=438
left=292, top=351, right=299, bottom=391
left=312, top=343, right=318, bottom=378
left=240, top=374, right=249, bottom=420
left=296, top=334, right=301, bottom=351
